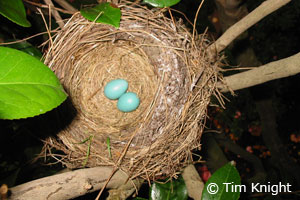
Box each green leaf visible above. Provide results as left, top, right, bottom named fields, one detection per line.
left=5, top=41, right=43, bottom=60
left=202, top=161, right=241, bottom=200
left=0, top=47, right=67, bottom=120
left=0, top=0, right=31, bottom=27
left=143, top=0, right=181, bottom=8
left=80, top=3, right=121, bottom=28
left=150, top=176, right=188, bottom=200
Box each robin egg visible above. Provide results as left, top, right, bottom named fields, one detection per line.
left=104, top=79, right=128, bottom=100
left=117, top=92, right=140, bottom=112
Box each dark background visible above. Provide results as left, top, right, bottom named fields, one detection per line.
left=1, top=0, right=300, bottom=199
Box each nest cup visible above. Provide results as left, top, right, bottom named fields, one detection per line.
left=44, top=1, right=222, bottom=180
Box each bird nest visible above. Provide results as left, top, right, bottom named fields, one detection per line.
left=43, top=1, right=223, bottom=180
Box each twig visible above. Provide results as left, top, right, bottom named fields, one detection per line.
left=0, top=30, right=58, bottom=45
left=24, top=0, right=75, bottom=14
left=169, top=8, right=193, bottom=27
left=168, top=8, right=176, bottom=31
left=222, top=67, right=257, bottom=71
left=54, top=0, right=78, bottom=13
left=37, top=8, right=53, bottom=48
left=8, top=167, right=129, bottom=200
left=95, top=128, right=142, bottom=199
left=95, top=167, right=119, bottom=200
left=218, top=51, right=300, bottom=92
left=192, top=0, right=205, bottom=46
left=208, top=0, right=292, bottom=54
left=44, top=0, right=65, bottom=29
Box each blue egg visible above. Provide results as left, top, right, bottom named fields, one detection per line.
left=117, top=92, right=140, bottom=112
left=104, top=79, right=128, bottom=100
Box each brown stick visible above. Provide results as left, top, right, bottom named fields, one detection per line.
left=44, top=0, right=65, bottom=29
left=53, top=0, right=78, bottom=13
left=219, top=52, right=300, bottom=92
left=208, top=0, right=291, bottom=54
left=24, top=0, right=75, bottom=14
left=8, top=167, right=128, bottom=200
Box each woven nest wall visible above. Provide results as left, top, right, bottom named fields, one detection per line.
left=43, top=1, right=222, bottom=180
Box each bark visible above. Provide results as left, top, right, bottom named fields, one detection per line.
left=8, top=167, right=129, bottom=200
left=5, top=1, right=298, bottom=199
left=182, top=165, right=204, bottom=200
left=219, top=52, right=300, bottom=92
left=7, top=165, right=203, bottom=200
left=107, top=178, right=143, bottom=200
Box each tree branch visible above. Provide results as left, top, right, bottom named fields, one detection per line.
left=208, top=0, right=291, bottom=54
left=107, top=178, right=144, bottom=200
left=219, top=52, right=300, bottom=92
left=8, top=167, right=129, bottom=200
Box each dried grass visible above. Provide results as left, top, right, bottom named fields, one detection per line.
left=43, top=0, right=223, bottom=180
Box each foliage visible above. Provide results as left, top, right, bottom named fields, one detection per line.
left=0, top=47, right=67, bottom=119
left=0, top=0, right=31, bottom=27
left=80, top=3, right=121, bottom=28
left=1, top=0, right=299, bottom=199
left=143, top=0, right=181, bottom=8
left=4, top=41, right=43, bottom=60
left=202, top=162, right=241, bottom=200
left=150, top=176, right=188, bottom=200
